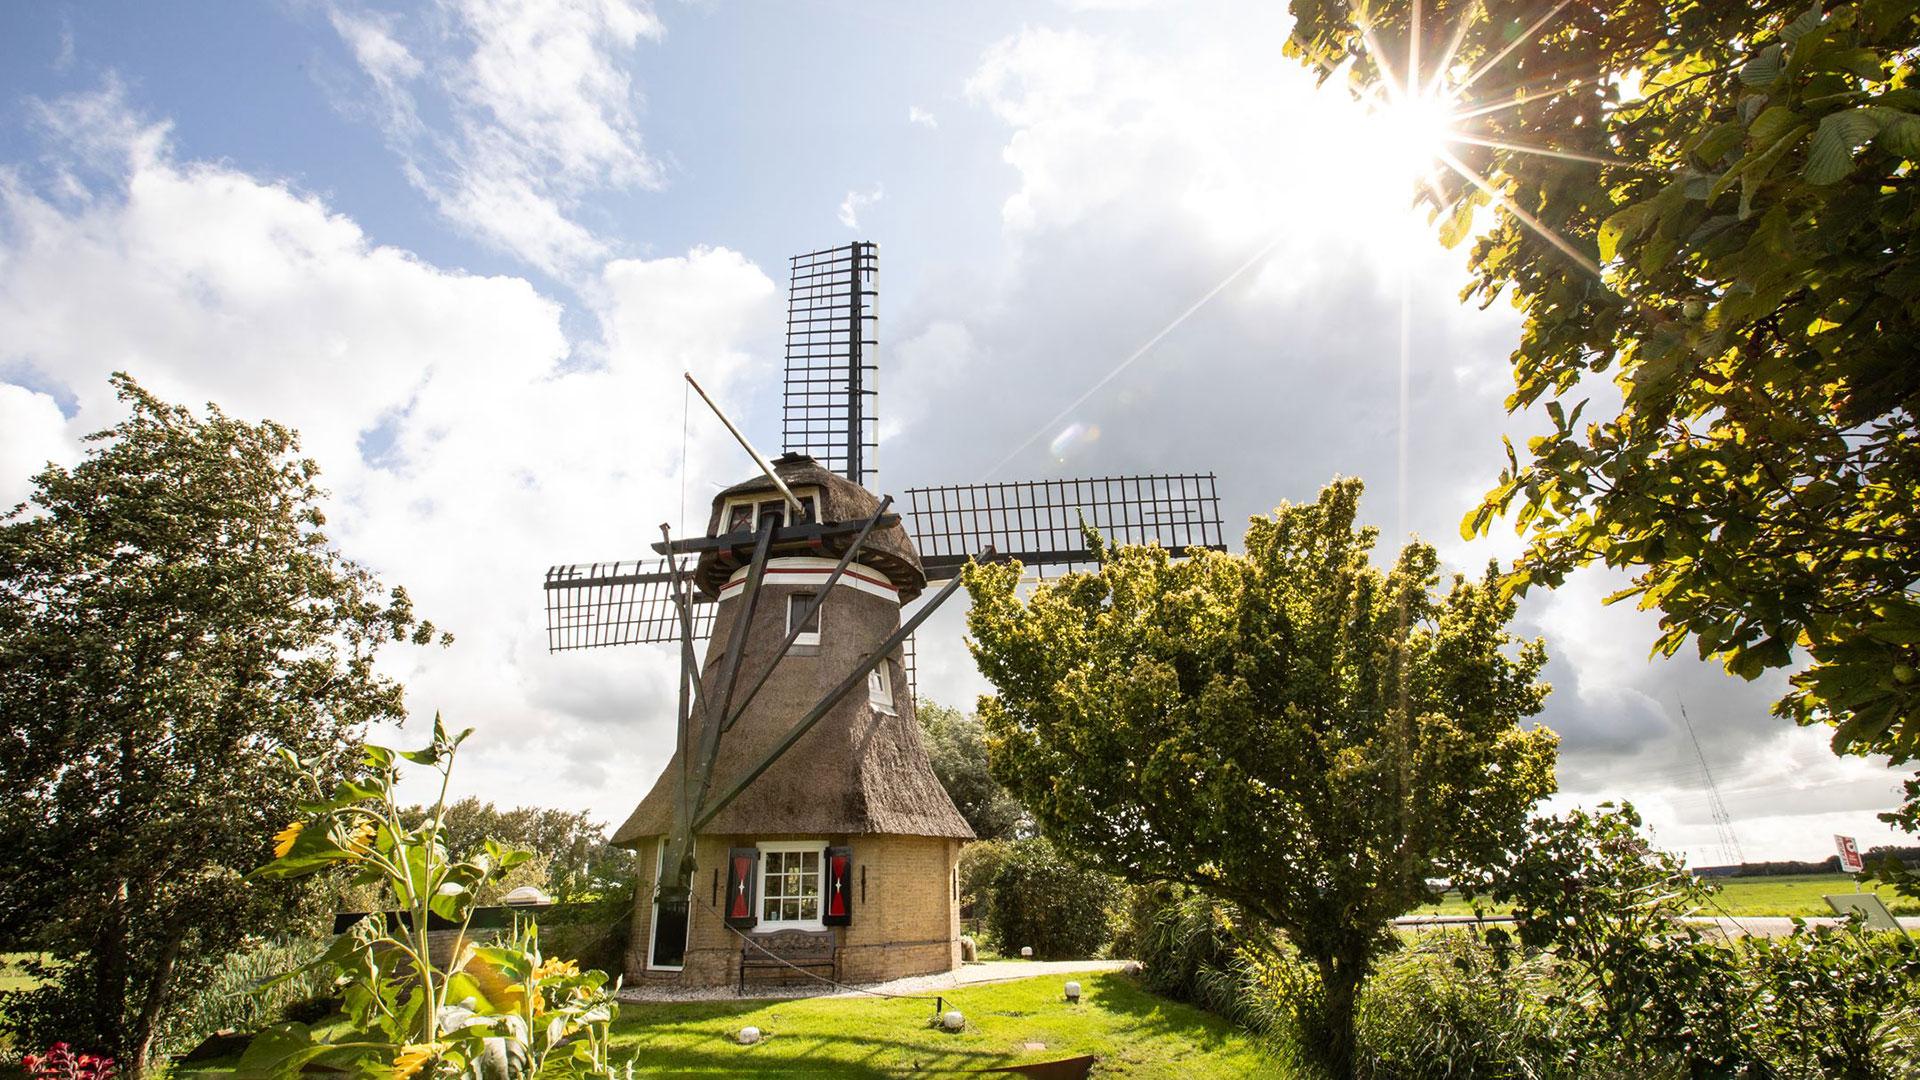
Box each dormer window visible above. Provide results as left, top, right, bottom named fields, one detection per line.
left=722, top=490, right=819, bottom=535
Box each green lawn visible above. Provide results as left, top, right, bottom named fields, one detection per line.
left=1412, top=873, right=1920, bottom=918
left=0, top=954, right=44, bottom=994
left=163, top=972, right=1280, bottom=1077
left=601, top=972, right=1277, bottom=1077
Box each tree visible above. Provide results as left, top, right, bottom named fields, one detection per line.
left=403, top=798, right=637, bottom=902
left=964, top=479, right=1558, bottom=1077
left=917, top=700, right=1027, bottom=840
left=0, top=375, right=445, bottom=1074
left=1284, top=1, right=1920, bottom=778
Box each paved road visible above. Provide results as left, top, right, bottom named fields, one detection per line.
left=1394, top=914, right=1920, bottom=938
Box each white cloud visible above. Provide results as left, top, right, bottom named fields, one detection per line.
left=0, top=83, right=773, bottom=821
left=0, top=384, right=71, bottom=511
left=325, top=0, right=664, bottom=277
left=837, top=183, right=883, bottom=229
left=908, top=105, right=938, bottom=128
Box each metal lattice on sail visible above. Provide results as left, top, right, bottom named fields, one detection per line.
left=782, top=242, right=878, bottom=486
left=904, top=473, right=1226, bottom=580
left=544, top=559, right=714, bottom=650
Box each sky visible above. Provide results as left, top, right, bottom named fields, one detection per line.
left=0, top=0, right=1906, bottom=866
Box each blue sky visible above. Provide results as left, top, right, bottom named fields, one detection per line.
left=0, top=0, right=1905, bottom=863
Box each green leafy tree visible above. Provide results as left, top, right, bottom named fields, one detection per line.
left=917, top=700, right=1027, bottom=840
left=964, top=479, right=1558, bottom=1077
left=1284, top=1, right=1920, bottom=780
left=0, top=375, right=445, bottom=1075
left=404, top=799, right=636, bottom=902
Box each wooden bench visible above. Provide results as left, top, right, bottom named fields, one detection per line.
left=738, top=928, right=838, bottom=993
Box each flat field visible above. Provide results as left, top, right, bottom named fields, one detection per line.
left=1413, top=872, right=1920, bottom=918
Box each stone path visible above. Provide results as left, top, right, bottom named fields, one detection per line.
left=617, top=958, right=1130, bottom=1004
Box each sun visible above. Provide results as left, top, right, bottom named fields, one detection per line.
left=1369, top=87, right=1458, bottom=182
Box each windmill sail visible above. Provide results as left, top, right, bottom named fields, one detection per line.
left=543, top=554, right=918, bottom=699
left=782, top=242, right=879, bottom=486
left=904, top=473, right=1226, bottom=580
left=543, top=559, right=715, bottom=650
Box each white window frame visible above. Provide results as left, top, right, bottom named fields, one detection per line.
left=721, top=488, right=819, bottom=534
left=868, top=659, right=896, bottom=715
left=755, top=840, right=829, bottom=931
left=787, top=592, right=822, bottom=647
left=647, top=838, right=690, bottom=971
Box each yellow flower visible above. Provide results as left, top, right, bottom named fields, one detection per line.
left=272, top=821, right=304, bottom=858
left=391, top=1043, right=441, bottom=1080
left=346, top=820, right=376, bottom=854
left=531, top=957, right=579, bottom=981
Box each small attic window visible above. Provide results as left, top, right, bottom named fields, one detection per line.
left=868, top=661, right=895, bottom=715
left=721, top=488, right=820, bottom=535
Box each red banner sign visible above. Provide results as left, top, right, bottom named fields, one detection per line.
left=1835, top=834, right=1864, bottom=873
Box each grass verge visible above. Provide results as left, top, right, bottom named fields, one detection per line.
left=1412, top=872, right=1919, bottom=918
left=601, top=972, right=1278, bottom=1076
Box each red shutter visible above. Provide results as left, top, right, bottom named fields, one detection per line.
left=725, top=847, right=759, bottom=928
left=824, top=845, right=853, bottom=926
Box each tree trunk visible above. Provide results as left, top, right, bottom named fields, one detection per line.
left=92, top=879, right=131, bottom=1060
left=1313, top=953, right=1365, bottom=1080
left=128, top=925, right=185, bottom=1080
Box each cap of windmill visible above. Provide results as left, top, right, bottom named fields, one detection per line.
left=690, top=453, right=928, bottom=602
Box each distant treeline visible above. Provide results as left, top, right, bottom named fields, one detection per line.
left=1693, top=846, right=1920, bottom=878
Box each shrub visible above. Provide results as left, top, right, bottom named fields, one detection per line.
left=1123, top=883, right=1241, bottom=1013
left=1744, top=919, right=1920, bottom=1078
left=958, top=839, right=1013, bottom=937
left=542, top=874, right=636, bottom=976
left=1353, top=932, right=1571, bottom=1080
left=157, top=936, right=337, bottom=1057
left=985, top=838, right=1119, bottom=960
left=1495, top=803, right=1765, bottom=1073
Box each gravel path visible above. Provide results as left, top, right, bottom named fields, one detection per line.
left=617, top=959, right=1131, bottom=1004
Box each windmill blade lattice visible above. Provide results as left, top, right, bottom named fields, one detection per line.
left=905, top=473, right=1226, bottom=580
left=543, top=559, right=715, bottom=650
left=783, top=242, right=879, bottom=486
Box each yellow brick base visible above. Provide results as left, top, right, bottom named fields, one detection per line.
left=626, top=832, right=962, bottom=989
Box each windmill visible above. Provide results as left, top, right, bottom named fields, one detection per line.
left=542, top=241, right=1228, bottom=988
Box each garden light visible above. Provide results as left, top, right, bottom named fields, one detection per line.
left=942, top=1010, right=966, bottom=1031
left=736, top=1026, right=762, bottom=1045
left=1064, top=980, right=1082, bottom=1003
left=1020, top=946, right=1033, bottom=959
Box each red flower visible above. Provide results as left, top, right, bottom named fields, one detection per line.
left=24, top=1043, right=115, bottom=1080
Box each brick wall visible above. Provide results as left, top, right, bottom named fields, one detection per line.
left=626, top=832, right=961, bottom=989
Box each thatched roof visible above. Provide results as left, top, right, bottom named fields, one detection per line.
left=612, top=458, right=971, bottom=846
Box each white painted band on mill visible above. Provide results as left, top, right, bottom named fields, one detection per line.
left=717, top=557, right=901, bottom=603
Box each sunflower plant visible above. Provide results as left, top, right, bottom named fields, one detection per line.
left=236, top=716, right=635, bottom=1078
